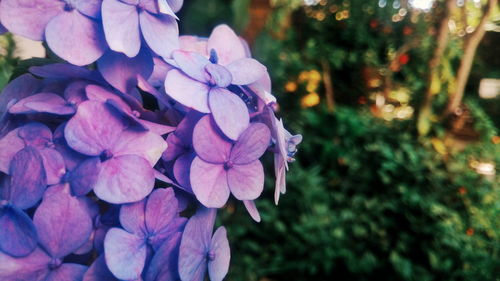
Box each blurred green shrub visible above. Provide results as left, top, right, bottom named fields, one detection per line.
left=0, top=33, right=17, bottom=89
left=222, top=105, right=499, bottom=281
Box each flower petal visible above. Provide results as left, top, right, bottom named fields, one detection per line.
left=0, top=74, right=41, bottom=117
left=227, top=160, right=264, bottom=201
left=45, top=263, right=87, bottom=281
left=65, top=100, right=126, bottom=156
left=167, top=0, right=184, bottom=13
left=97, top=48, right=154, bottom=93
left=0, top=206, right=38, bottom=257
left=68, top=157, right=101, bottom=196
left=173, top=152, right=195, bottom=193
left=208, top=227, right=230, bottom=281
left=34, top=185, right=93, bottom=258
left=104, top=228, right=147, bottom=280
left=207, top=24, right=246, bottom=66
left=29, top=63, right=100, bottom=81
left=111, top=129, right=167, bottom=166
left=164, top=69, right=211, bottom=113
left=243, top=200, right=261, bottom=223
left=208, top=87, right=249, bottom=141
left=140, top=11, right=179, bottom=58
left=0, top=0, right=64, bottom=40
left=225, top=58, right=267, bottom=85
left=145, top=188, right=178, bottom=235
left=178, top=207, right=216, bottom=281
left=38, top=148, right=66, bottom=185
left=119, top=198, right=147, bottom=236
left=190, top=157, right=230, bottom=208
left=205, top=64, right=232, bottom=88
left=9, top=147, right=47, bottom=209
left=172, top=51, right=210, bottom=83
left=0, top=248, right=50, bottom=280
left=17, top=122, right=52, bottom=148
left=94, top=155, right=155, bottom=204
left=83, top=255, right=120, bottom=281
left=192, top=115, right=231, bottom=164
left=229, top=122, right=270, bottom=164
left=74, top=0, right=102, bottom=18
left=0, top=128, right=24, bottom=174
left=145, top=232, right=182, bottom=281
left=102, top=0, right=140, bottom=57
left=9, top=93, right=75, bottom=115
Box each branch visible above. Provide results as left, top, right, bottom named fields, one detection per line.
left=443, top=0, right=498, bottom=116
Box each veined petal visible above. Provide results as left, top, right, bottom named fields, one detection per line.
left=0, top=128, right=24, bottom=174
left=227, top=160, right=264, bottom=201
left=0, top=0, right=64, bottom=40
left=229, top=122, right=271, bottom=164
left=94, top=155, right=155, bottom=204
left=243, top=200, right=261, bottom=223
left=190, top=157, right=230, bottom=208
left=102, top=0, right=140, bottom=57
left=208, top=88, right=249, bottom=141
left=111, top=129, right=167, bottom=166
left=45, top=10, right=107, bottom=66
left=104, top=228, right=147, bottom=280
left=17, top=122, right=52, bottom=149
left=207, top=24, right=246, bottom=66
left=192, top=115, right=231, bottom=164
left=140, top=11, right=179, bottom=58
left=205, top=64, right=232, bottom=88
left=145, top=188, right=178, bottom=234
left=164, top=69, right=210, bottom=113
left=172, top=51, right=210, bottom=83
left=0, top=206, right=38, bottom=257
left=225, top=58, right=267, bottom=85
left=208, top=227, right=230, bottom=281
left=119, top=198, right=147, bottom=236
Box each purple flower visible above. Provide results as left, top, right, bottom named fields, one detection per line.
left=0, top=184, right=92, bottom=280
left=178, top=207, right=230, bottom=281
left=190, top=115, right=271, bottom=208
left=104, top=188, right=186, bottom=280
left=101, top=0, right=180, bottom=59
left=64, top=100, right=167, bottom=203
left=165, top=25, right=267, bottom=141
left=0, top=0, right=106, bottom=66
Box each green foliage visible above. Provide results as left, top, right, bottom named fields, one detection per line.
left=0, top=34, right=18, bottom=88
left=222, top=107, right=499, bottom=281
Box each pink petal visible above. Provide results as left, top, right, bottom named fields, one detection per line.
left=157, top=0, right=178, bottom=17
left=179, top=35, right=208, bottom=55
left=39, top=148, right=66, bottom=185
left=102, top=0, right=140, bottom=57
left=0, top=0, right=64, bottom=40
left=173, top=152, right=195, bottom=193
left=0, top=248, right=51, bottom=280
left=94, top=155, right=155, bottom=204
left=139, top=11, right=179, bottom=58
left=243, top=200, right=261, bottom=222
left=9, top=93, right=75, bottom=115
left=164, top=69, right=210, bottom=113
left=104, top=228, right=147, bottom=280
left=190, top=157, right=230, bottom=208
left=167, top=0, right=184, bottom=13
left=119, top=199, right=147, bottom=236
left=172, top=50, right=210, bottom=83
left=207, top=24, right=246, bottom=66
left=0, top=128, right=24, bottom=174
left=45, top=10, right=107, bottom=66
left=111, top=129, right=167, bottom=166
left=208, top=87, right=249, bottom=141
left=65, top=100, right=126, bottom=156
left=225, top=58, right=267, bottom=85
left=85, top=85, right=131, bottom=111
left=64, top=81, right=89, bottom=106
left=74, top=0, right=102, bottom=18
left=227, top=160, right=264, bottom=201
left=192, top=115, right=231, bottom=164
left=145, top=188, right=178, bottom=234
left=274, top=153, right=286, bottom=205
left=208, top=226, right=230, bottom=281
left=0, top=74, right=41, bottom=116
left=45, top=264, right=87, bottom=281
left=230, top=122, right=271, bottom=164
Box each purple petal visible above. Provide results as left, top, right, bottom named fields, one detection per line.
left=165, top=69, right=211, bottom=113
left=167, top=0, right=184, bottom=13
left=111, top=129, right=167, bottom=166
left=225, top=58, right=267, bottom=85
left=145, top=188, right=178, bottom=234
left=17, top=122, right=52, bottom=148
left=179, top=35, right=208, bottom=55
left=139, top=119, right=176, bottom=136
left=102, top=0, right=140, bottom=57
left=173, top=153, right=195, bottom=193
left=147, top=217, right=186, bottom=251
left=9, top=147, right=47, bottom=209
left=137, top=74, right=172, bottom=108
left=94, top=155, right=155, bottom=204
left=274, top=154, right=286, bottom=205
left=74, top=0, right=102, bottom=18
left=0, top=128, right=24, bottom=174
left=178, top=207, right=216, bottom=281
left=45, top=263, right=87, bottom=281
left=104, top=228, right=147, bottom=280
left=85, top=85, right=131, bottom=110
left=65, top=101, right=126, bottom=156
left=192, top=115, right=231, bottom=164
left=39, top=148, right=66, bottom=185
left=145, top=232, right=182, bottom=281
left=243, top=200, right=261, bottom=222
left=207, top=24, right=246, bottom=66
left=45, top=10, right=107, bottom=66
left=30, top=63, right=94, bottom=80
left=205, top=64, right=232, bottom=88
left=190, top=157, right=230, bottom=208
left=64, top=81, right=89, bottom=106
left=83, top=255, right=120, bottom=281
left=208, top=87, right=249, bottom=141
left=0, top=23, right=6, bottom=34
left=0, top=248, right=50, bottom=280
left=175, top=110, right=204, bottom=143
left=172, top=51, right=210, bottom=83
left=119, top=198, right=147, bottom=236
left=140, top=11, right=179, bottom=58
left=69, top=157, right=101, bottom=196
left=157, top=0, right=177, bottom=17
left=9, top=93, right=75, bottom=115
left=0, top=206, right=38, bottom=257
left=54, top=123, right=88, bottom=171
left=97, top=48, right=154, bottom=93
left=227, top=160, right=264, bottom=201
left=0, top=0, right=64, bottom=40
left=0, top=74, right=41, bottom=116
left=148, top=57, right=174, bottom=88
left=34, top=185, right=93, bottom=258
left=230, top=122, right=271, bottom=164
left=208, top=227, right=230, bottom=281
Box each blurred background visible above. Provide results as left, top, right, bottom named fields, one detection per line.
left=1, top=0, right=499, bottom=280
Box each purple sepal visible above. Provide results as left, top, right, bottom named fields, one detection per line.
left=0, top=205, right=38, bottom=257
left=83, top=255, right=120, bottom=281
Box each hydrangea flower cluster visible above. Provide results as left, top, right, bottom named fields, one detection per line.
left=0, top=1, right=301, bottom=280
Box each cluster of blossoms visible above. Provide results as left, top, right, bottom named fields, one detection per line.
left=0, top=0, right=301, bottom=281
